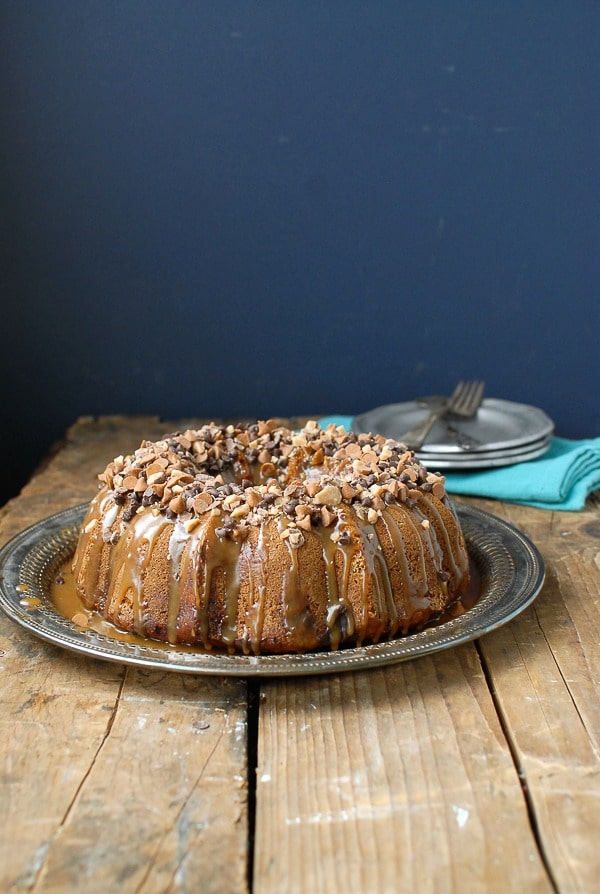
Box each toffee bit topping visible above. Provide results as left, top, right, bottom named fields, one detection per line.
left=96, top=420, right=447, bottom=537
left=288, top=528, right=305, bottom=548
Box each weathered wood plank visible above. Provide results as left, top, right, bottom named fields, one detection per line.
left=2, top=417, right=599, bottom=893
left=0, top=635, right=127, bottom=890
left=29, top=670, right=249, bottom=894
left=253, top=646, right=552, bottom=894
left=476, top=500, right=600, bottom=894
left=0, top=416, right=250, bottom=894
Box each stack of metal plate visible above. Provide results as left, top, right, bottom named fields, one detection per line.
left=352, top=398, right=554, bottom=471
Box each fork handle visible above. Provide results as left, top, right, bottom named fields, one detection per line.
left=399, top=405, right=449, bottom=449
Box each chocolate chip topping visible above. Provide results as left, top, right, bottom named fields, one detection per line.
left=97, top=420, right=447, bottom=545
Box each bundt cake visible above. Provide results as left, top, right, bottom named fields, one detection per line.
left=71, top=420, right=470, bottom=654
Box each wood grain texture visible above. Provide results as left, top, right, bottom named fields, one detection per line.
left=253, top=651, right=552, bottom=894
left=475, top=500, right=600, bottom=894
left=28, top=670, right=249, bottom=894
left=0, top=416, right=249, bottom=893
left=1, top=417, right=599, bottom=893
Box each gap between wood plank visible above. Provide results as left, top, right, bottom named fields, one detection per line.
left=246, top=680, right=260, bottom=894
left=474, top=639, right=560, bottom=894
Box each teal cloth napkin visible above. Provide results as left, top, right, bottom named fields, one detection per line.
left=318, top=416, right=600, bottom=511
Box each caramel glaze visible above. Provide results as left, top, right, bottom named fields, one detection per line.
left=54, top=556, right=479, bottom=652
left=72, top=488, right=470, bottom=655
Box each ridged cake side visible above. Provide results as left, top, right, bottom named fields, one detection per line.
left=72, top=420, right=470, bottom=654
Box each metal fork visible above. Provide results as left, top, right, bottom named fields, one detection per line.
left=399, top=380, right=485, bottom=449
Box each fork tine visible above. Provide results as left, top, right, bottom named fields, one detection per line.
left=460, top=380, right=477, bottom=412
left=397, top=379, right=483, bottom=447
left=451, top=380, right=466, bottom=400
left=449, top=379, right=469, bottom=409
left=472, top=380, right=485, bottom=408
left=451, top=379, right=485, bottom=415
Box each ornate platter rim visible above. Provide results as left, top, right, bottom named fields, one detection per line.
left=0, top=502, right=545, bottom=677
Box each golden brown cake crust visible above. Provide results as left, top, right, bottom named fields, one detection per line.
left=72, top=420, right=471, bottom=654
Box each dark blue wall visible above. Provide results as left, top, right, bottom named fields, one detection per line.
left=1, top=2, right=599, bottom=502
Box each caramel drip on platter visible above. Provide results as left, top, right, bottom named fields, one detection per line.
left=54, top=554, right=481, bottom=653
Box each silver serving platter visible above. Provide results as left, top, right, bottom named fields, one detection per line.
left=354, top=398, right=554, bottom=454
left=0, top=503, right=545, bottom=677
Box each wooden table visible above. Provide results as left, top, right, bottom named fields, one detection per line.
left=1, top=416, right=599, bottom=893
